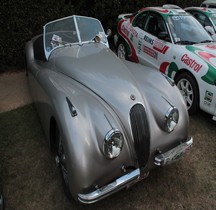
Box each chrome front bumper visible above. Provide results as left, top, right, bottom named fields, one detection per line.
left=154, top=137, right=193, bottom=166
left=78, top=168, right=146, bottom=204
left=78, top=137, right=193, bottom=204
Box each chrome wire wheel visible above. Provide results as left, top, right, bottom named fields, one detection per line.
left=117, top=41, right=127, bottom=60
left=57, top=135, right=69, bottom=188
left=55, top=126, right=72, bottom=200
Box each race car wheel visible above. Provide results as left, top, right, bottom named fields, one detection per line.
left=175, top=72, right=199, bottom=115
left=117, top=40, right=128, bottom=60
left=55, top=126, right=72, bottom=200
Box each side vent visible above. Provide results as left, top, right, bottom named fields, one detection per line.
left=66, top=97, right=77, bottom=117
left=130, top=104, right=150, bottom=168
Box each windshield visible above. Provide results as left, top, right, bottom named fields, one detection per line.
left=43, top=15, right=107, bottom=60
left=210, top=13, right=216, bottom=25
left=167, top=15, right=213, bottom=44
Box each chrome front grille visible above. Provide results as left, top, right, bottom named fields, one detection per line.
left=130, top=104, right=150, bottom=168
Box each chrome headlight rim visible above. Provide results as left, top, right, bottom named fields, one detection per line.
left=103, top=128, right=124, bottom=159
left=165, top=106, right=179, bottom=133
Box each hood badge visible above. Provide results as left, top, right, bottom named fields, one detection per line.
left=130, top=94, right=136, bottom=101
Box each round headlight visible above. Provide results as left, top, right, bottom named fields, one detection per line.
left=165, top=107, right=179, bottom=133
left=103, top=129, right=124, bottom=159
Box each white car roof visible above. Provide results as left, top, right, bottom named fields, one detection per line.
left=201, top=0, right=216, bottom=7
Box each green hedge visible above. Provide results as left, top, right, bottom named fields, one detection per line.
left=0, top=0, right=202, bottom=72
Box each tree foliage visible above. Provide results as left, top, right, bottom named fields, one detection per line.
left=0, top=0, right=203, bottom=72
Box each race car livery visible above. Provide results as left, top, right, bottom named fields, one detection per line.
left=115, top=7, right=216, bottom=120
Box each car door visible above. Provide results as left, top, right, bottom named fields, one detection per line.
left=133, top=12, right=173, bottom=70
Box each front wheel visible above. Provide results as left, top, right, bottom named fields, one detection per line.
left=54, top=126, right=72, bottom=200
left=117, top=40, right=128, bottom=60
left=175, top=72, right=199, bottom=115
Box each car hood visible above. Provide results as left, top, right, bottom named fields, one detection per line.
left=187, top=43, right=216, bottom=68
left=53, top=44, right=145, bottom=112
left=184, top=43, right=216, bottom=84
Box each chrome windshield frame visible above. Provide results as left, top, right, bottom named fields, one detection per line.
left=43, top=15, right=107, bottom=60
left=73, top=15, right=82, bottom=46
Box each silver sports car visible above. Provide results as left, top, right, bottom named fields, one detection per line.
left=25, top=15, right=193, bottom=204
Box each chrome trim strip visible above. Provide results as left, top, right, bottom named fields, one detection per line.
left=73, top=16, right=82, bottom=46
left=154, top=137, right=193, bottom=166
left=78, top=168, right=140, bottom=204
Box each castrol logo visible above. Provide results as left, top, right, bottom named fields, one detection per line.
left=181, top=54, right=203, bottom=72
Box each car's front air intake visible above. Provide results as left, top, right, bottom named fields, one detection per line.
left=130, top=104, right=150, bottom=168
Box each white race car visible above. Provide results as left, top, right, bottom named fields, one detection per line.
left=185, top=7, right=216, bottom=39
left=115, top=7, right=216, bottom=120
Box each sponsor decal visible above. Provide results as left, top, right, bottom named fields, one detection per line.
left=130, top=27, right=138, bottom=38
left=198, top=51, right=216, bottom=68
left=121, top=24, right=129, bottom=36
left=118, top=20, right=139, bottom=62
left=124, top=22, right=138, bottom=38
left=160, top=62, right=170, bottom=73
left=138, top=40, right=142, bottom=54
left=172, top=16, right=187, bottom=21
left=200, top=8, right=208, bottom=11
left=204, top=101, right=211, bottom=106
left=140, top=7, right=169, bottom=14
left=206, top=44, right=216, bottom=50
left=143, top=36, right=169, bottom=54
left=121, top=22, right=138, bottom=39
left=144, top=35, right=154, bottom=45
left=160, top=62, right=179, bottom=78
left=153, top=39, right=169, bottom=54
left=181, top=54, right=203, bottom=72
left=143, top=46, right=158, bottom=59
left=204, top=90, right=213, bottom=103
left=185, top=45, right=216, bottom=85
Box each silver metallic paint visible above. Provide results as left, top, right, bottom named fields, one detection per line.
left=25, top=20, right=192, bottom=203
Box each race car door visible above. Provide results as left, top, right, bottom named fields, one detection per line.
left=133, top=11, right=172, bottom=70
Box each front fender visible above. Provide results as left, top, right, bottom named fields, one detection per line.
left=123, top=60, right=190, bottom=154
left=48, top=74, right=137, bottom=199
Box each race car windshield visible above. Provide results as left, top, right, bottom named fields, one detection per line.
left=167, top=15, right=213, bottom=44
left=210, top=13, right=216, bottom=26
left=43, top=15, right=106, bottom=60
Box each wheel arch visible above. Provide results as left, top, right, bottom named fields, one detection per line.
left=117, top=35, right=125, bottom=44
left=174, top=68, right=200, bottom=113
left=116, top=35, right=139, bottom=62
left=116, top=36, right=129, bottom=53
left=174, top=68, right=200, bottom=96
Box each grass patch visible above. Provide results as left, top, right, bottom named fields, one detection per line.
left=0, top=105, right=215, bottom=209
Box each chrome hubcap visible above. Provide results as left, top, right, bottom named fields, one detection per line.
left=177, top=78, right=193, bottom=110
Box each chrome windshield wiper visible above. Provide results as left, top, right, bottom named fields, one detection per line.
left=175, top=40, right=197, bottom=45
